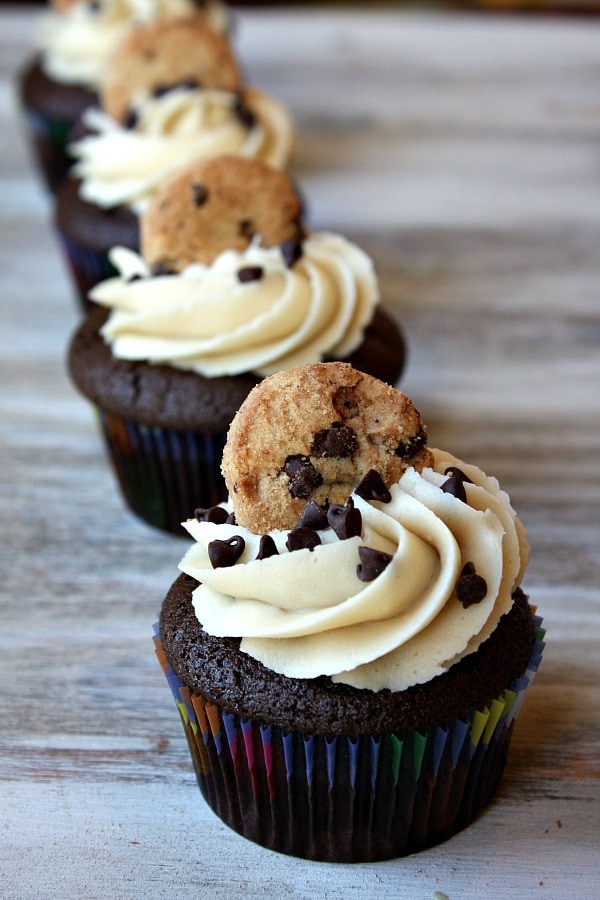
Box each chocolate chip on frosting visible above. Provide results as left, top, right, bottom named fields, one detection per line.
left=256, top=534, right=279, bottom=560
left=195, top=505, right=229, bottom=524
left=327, top=497, right=362, bottom=540
left=356, top=546, right=393, bottom=582
left=297, top=500, right=329, bottom=531
left=237, top=266, right=263, bottom=283
left=208, top=535, right=245, bottom=568
left=456, top=561, right=488, bottom=607
left=280, top=237, right=303, bottom=268
left=286, top=526, right=321, bottom=553
left=355, top=469, right=392, bottom=503
left=441, top=466, right=474, bottom=504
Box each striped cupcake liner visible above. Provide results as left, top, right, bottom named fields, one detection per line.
left=56, top=231, right=118, bottom=312
left=97, top=408, right=228, bottom=535
left=154, top=616, right=545, bottom=861
left=20, top=105, right=73, bottom=193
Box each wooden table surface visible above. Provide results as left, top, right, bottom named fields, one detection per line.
left=1, top=5, right=599, bottom=898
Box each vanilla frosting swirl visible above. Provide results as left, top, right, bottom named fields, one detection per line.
left=178, top=450, right=530, bottom=692
left=38, top=0, right=229, bottom=89
left=69, top=87, right=295, bottom=211
left=91, top=235, right=378, bottom=377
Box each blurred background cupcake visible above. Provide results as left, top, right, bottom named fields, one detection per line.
left=156, top=362, right=545, bottom=862
left=67, top=157, right=406, bottom=534
left=53, top=13, right=296, bottom=308
left=17, top=0, right=230, bottom=193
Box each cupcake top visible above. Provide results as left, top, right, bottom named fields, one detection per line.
left=176, top=362, right=530, bottom=693
left=68, top=17, right=296, bottom=210
left=90, top=156, right=383, bottom=379
left=37, top=0, right=229, bottom=90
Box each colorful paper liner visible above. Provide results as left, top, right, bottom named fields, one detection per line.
left=56, top=231, right=118, bottom=313
left=20, top=106, right=74, bottom=194
left=95, top=407, right=228, bottom=535
left=154, top=616, right=545, bottom=862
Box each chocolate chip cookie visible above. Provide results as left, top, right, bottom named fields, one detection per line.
left=140, top=154, right=305, bottom=271
left=101, top=16, right=242, bottom=123
left=221, top=361, right=433, bottom=532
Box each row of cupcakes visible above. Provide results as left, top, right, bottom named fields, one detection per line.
left=16, top=3, right=544, bottom=864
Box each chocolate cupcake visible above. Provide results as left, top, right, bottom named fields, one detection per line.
left=68, top=160, right=406, bottom=534
left=17, top=0, right=230, bottom=192
left=53, top=14, right=295, bottom=308
left=155, top=362, right=544, bottom=861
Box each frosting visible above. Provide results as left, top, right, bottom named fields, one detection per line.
left=91, top=235, right=378, bottom=377
left=69, top=87, right=295, bottom=211
left=38, top=0, right=229, bottom=89
left=178, top=450, right=530, bottom=692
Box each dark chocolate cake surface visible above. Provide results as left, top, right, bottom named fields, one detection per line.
left=160, top=572, right=535, bottom=738
left=68, top=305, right=406, bottom=432
left=19, top=55, right=97, bottom=124
left=55, top=177, right=140, bottom=253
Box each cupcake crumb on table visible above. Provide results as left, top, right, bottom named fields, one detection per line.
left=156, top=361, right=544, bottom=862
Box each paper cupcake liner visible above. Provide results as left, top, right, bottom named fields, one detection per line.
left=56, top=232, right=117, bottom=312
left=20, top=105, right=73, bottom=193
left=154, top=616, right=545, bottom=862
left=97, top=408, right=228, bottom=535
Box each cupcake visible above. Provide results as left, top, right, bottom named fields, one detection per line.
left=67, top=157, right=406, bottom=534
left=155, top=361, right=544, bottom=862
left=17, top=0, right=230, bottom=192
left=54, top=14, right=295, bottom=309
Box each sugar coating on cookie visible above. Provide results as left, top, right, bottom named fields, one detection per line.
left=101, top=16, right=242, bottom=123
left=141, top=155, right=304, bottom=271
left=221, top=362, right=433, bottom=533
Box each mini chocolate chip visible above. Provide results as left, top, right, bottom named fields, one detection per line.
left=395, top=426, right=427, bottom=459
left=445, top=466, right=473, bottom=484
left=234, top=96, right=257, bottom=129
left=327, top=497, right=362, bottom=540
left=237, top=266, right=263, bottom=283
left=456, top=562, right=487, bottom=607
left=238, top=218, right=254, bottom=239
left=280, top=237, right=303, bottom=268
left=355, top=469, right=392, bottom=503
left=191, top=183, right=208, bottom=207
left=286, top=526, right=321, bottom=552
left=256, top=534, right=279, bottom=560
left=283, top=455, right=323, bottom=499
left=208, top=535, right=245, bottom=568
left=122, top=108, right=138, bottom=130
left=440, top=473, right=467, bottom=504
left=179, top=77, right=200, bottom=91
left=297, top=500, right=329, bottom=531
left=311, top=423, right=358, bottom=458
left=356, top=546, right=393, bottom=582
left=151, top=261, right=176, bottom=276
left=194, top=505, right=229, bottom=524
left=125, top=273, right=142, bottom=284
left=152, top=83, right=171, bottom=99
left=225, top=511, right=237, bottom=525
left=89, top=0, right=102, bottom=12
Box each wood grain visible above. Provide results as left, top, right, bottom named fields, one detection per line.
left=1, top=6, right=598, bottom=898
